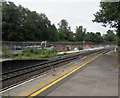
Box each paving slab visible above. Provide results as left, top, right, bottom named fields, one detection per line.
left=45, top=52, right=118, bottom=96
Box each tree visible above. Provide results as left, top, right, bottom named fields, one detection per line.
left=93, top=2, right=120, bottom=45
left=84, top=32, right=104, bottom=44
left=103, top=30, right=116, bottom=43
left=93, top=2, right=119, bottom=30
left=48, top=24, right=59, bottom=41
left=2, top=1, right=59, bottom=41
left=75, top=26, right=86, bottom=41
left=58, top=19, right=69, bottom=41
left=95, top=32, right=104, bottom=43
left=2, top=2, right=24, bottom=41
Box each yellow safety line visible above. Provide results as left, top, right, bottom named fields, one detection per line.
left=28, top=54, right=102, bottom=97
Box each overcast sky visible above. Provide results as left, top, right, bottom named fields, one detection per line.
left=10, top=0, right=112, bottom=34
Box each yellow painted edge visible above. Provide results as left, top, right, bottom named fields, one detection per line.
left=28, top=54, right=102, bottom=97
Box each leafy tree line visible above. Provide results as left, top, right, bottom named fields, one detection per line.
left=2, top=1, right=58, bottom=41
left=93, top=1, right=120, bottom=45
left=75, top=26, right=117, bottom=44
left=2, top=1, right=117, bottom=44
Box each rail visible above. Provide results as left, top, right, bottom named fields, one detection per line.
left=1, top=48, right=110, bottom=90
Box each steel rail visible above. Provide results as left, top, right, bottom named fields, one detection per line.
left=1, top=49, right=110, bottom=89
left=2, top=49, right=103, bottom=75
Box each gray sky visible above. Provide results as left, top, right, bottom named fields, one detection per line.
left=10, top=0, right=112, bottom=34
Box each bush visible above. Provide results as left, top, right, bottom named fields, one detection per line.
left=78, top=47, right=83, bottom=50
left=13, top=49, right=57, bottom=59
left=2, top=45, right=13, bottom=58
left=3, top=48, right=77, bottom=59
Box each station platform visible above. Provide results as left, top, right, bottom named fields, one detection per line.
left=46, top=52, right=118, bottom=96
left=1, top=51, right=118, bottom=97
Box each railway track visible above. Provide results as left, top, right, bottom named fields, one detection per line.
left=1, top=48, right=110, bottom=90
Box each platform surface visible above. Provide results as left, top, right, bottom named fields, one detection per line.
left=38, top=52, right=118, bottom=96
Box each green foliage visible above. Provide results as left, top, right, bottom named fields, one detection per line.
left=58, top=19, right=68, bottom=33
left=84, top=32, right=103, bottom=44
left=93, top=2, right=119, bottom=29
left=103, top=30, right=116, bottom=43
left=2, top=1, right=118, bottom=44
left=75, top=26, right=86, bottom=41
left=57, top=19, right=74, bottom=41
left=78, top=47, right=83, bottom=50
left=58, top=19, right=68, bottom=41
left=93, top=2, right=120, bottom=45
left=75, top=26, right=104, bottom=44
left=2, top=1, right=59, bottom=41
left=2, top=47, right=81, bottom=59
left=2, top=45, right=13, bottom=58
left=14, top=49, right=57, bottom=59
left=95, top=32, right=104, bottom=43
left=117, top=36, right=120, bottom=46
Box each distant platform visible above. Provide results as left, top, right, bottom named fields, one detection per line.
left=57, top=47, right=104, bottom=54
left=0, top=59, right=12, bottom=62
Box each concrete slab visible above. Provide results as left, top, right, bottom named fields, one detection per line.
left=46, top=53, right=118, bottom=96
